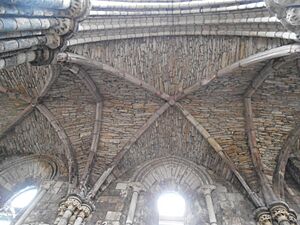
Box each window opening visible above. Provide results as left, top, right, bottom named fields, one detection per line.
left=157, top=192, right=186, bottom=225
left=0, top=186, right=38, bottom=225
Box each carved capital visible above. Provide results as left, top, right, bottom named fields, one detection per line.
left=289, top=209, right=298, bottom=225
left=199, top=185, right=216, bottom=196
left=50, top=18, right=74, bottom=37
left=58, top=200, right=67, bottom=216
left=128, top=182, right=145, bottom=193
left=66, top=195, right=82, bottom=211
left=254, top=207, right=273, bottom=225
left=64, top=0, right=91, bottom=19
left=78, top=203, right=93, bottom=218
left=269, top=201, right=290, bottom=224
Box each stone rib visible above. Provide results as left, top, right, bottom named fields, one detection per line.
left=36, top=104, right=78, bottom=186
left=175, top=102, right=264, bottom=207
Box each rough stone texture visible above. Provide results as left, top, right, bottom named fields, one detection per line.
left=0, top=93, right=28, bottom=131
left=67, top=36, right=291, bottom=189
left=23, top=180, right=69, bottom=225
left=212, top=181, right=256, bottom=225
left=87, top=69, right=163, bottom=182
left=117, top=107, right=233, bottom=184
left=0, top=36, right=293, bottom=189
left=0, top=154, right=66, bottom=205
left=44, top=69, right=96, bottom=178
left=252, top=60, right=300, bottom=174
left=285, top=169, right=300, bottom=222
left=69, top=36, right=289, bottom=96
left=88, top=162, right=256, bottom=225
left=0, top=64, right=53, bottom=98
left=1, top=0, right=300, bottom=224
left=89, top=182, right=131, bottom=225
left=179, top=65, right=265, bottom=189
left=0, top=110, right=65, bottom=160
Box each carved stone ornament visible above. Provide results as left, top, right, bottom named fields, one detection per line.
left=66, top=195, right=82, bottom=210
left=265, top=0, right=300, bottom=38
left=288, top=209, right=298, bottom=225
left=199, top=185, right=216, bottom=196
left=78, top=203, right=93, bottom=218
left=269, top=201, right=290, bottom=224
left=254, top=207, right=273, bottom=225
left=58, top=200, right=67, bottom=215
left=66, top=0, right=91, bottom=19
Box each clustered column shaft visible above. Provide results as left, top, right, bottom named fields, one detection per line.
left=54, top=195, right=92, bottom=225
left=0, top=0, right=90, bottom=69
left=255, top=201, right=298, bottom=225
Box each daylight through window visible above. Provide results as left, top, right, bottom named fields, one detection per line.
left=0, top=187, right=38, bottom=225
left=157, top=192, right=186, bottom=225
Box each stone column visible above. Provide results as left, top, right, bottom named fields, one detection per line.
left=126, top=183, right=144, bottom=225
left=0, top=0, right=90, bottom=67
left=69, top=209, right=80, bottom=225
left=55, top=200, right=67, bottom=224
left=288, top=209, right=298, bottom=225
left=254, top=207, right=273, bottom=225
left=74, top=203, right=93, bottom=225
left=200, top=185, right=217, bottom=225
left=269, top=201, right=290, bottom=225
left=58, top=195, right=82, bottom=225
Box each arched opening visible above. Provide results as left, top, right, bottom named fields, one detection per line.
left=157, top=192, right=186, bottom=225
left=0, top=186, right=38, bottom=225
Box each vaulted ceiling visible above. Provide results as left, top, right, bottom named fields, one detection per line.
left=0, top=0, right=300, bottom=207
left=1, top=34, right=299, bottom=200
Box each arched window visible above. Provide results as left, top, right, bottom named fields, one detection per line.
left=0, top=186, right=38, bottom=225
left=157, top=192, right=186, bottom=225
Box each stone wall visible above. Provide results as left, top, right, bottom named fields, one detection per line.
left=212, top=181, right=256, bottom=225
left=88, top=182, right=131, bottom=225
left=87, top=68, right=163, bottom=182
left=0, top=36, right=294, bottom=188
left=44, top=69, right=96, bottom=178
left=0, top=64, right=53, bottom=98
left=116, top=107, right=233, bottom=187
left=68, top=36, right=289, bottom=96
left=67, top=36, right=291, bottom=188
left=87, top=165, right=256, bottom=225
left=22, top=180, right=69, bottom=225
left=253, top=60, right=300, bottom=173
left=0, top=154, right=66, bottom=205
left=0, top=94, right=28, bottom=134
left=3, top=157, right=299, bottom=225
left=0, top=110, right=65, bottom=160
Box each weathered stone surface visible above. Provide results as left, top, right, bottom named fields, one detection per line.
left=117, top=107, right=233, bottom=184
left=44, top=69, right=96, bottom=178
left=0, top=110, right=65, bottom=160
left=0, top=64, right=53, bottom=98
left=23, top=181, right=69, bottom=225
left=87, top=69, right=163, bottom=181
left=180, top=71, right=261, bottom=189
left=0, top=93, right=28, bottom=131
left=252, top=60, right=300, bottom=173
left=2, top=1, right=300, bottom=224
left=69, top=36, right=289, bottom=96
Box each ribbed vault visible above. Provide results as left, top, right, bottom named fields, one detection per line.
left=1, top=1, right=300, bottom=224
